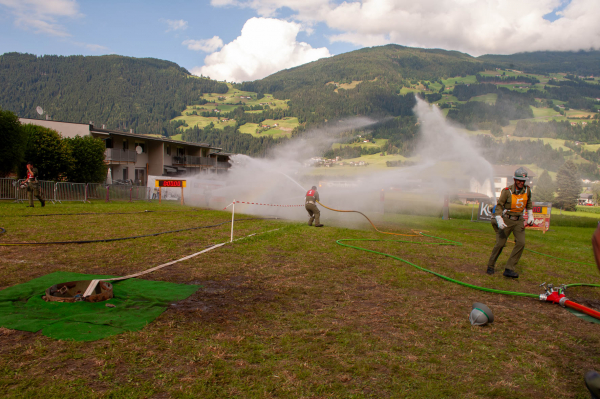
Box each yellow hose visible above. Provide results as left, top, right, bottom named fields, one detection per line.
left=316, top=200, right=420, bottom=237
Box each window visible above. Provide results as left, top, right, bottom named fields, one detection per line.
left=166, top=145, right=171, bottom=155
left=135, top=168, right=146, bottom=186
left=122, top=167, right=128, bottom=180
left=105, top=138, right=113, bottom=149
left=177, top=147, right=185, bottom=157
left=123, top=140, right=129, bottom=151
left=135, top=142, right=145, bottom=154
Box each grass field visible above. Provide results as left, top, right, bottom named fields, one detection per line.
left=332, top=138, right=388, bottom=150
left=200, top=83, right=289, bottom=110
left=399, top=87, right=421, bottom=95
left=531, top=106, right=561, bottom=118
left=238, top=117, right=299, bottom=139
left=470, top=93, right=497, bottom=105
left=327, top=81, right=363, bottom=92
left=1, top=200, right=600, bottom=398
left=171, top=114, right=236, bottom=130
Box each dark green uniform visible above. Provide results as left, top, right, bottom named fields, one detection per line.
left=487, top=184, right=532, bottom=272
left=305, top=189, right=321, bottom=226
left=26, top=167, right=45, bottom=207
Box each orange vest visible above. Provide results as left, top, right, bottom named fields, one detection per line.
left=508, top=187, right=529, bottom=213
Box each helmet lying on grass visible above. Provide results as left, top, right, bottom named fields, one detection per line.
left=470, top=302, right=494, bottom=326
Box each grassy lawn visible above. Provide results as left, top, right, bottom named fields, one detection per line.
left=1, top=200, right=600, bottom=397
left=441, top=75, right=478, bottom=88
left=327, top=81, right=363, bottom=93
left=399, top=87, right=421, bottom=95
left=200, top=83, right=289, bottom=110
left=305, top=153, right=409, bottom=177
left=531, top=106, right=561, bottom=118
left=171, top=115, right=236, bottom=130
left=238, top=117, right=299, bottom=139
left=332, top=138, right=388, bottom=150
left=238, top=123, right=259, bottom=135
left=470, top=93, right=498, bottom=105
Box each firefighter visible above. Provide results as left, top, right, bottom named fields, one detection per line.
left=305, top=186, right=323, bottom=227
left=24, top=161, right=45, bottom=208
left=486, top=167, right=533, bottom=278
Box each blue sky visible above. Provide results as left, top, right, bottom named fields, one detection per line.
left=0, top=0, right=596, bottom=82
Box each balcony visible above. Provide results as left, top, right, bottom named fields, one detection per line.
left=216, top=161, right=231, bottom=169
left=104, top=149, right=137, bottom=164
left=173, top=156, right=214, bottom=167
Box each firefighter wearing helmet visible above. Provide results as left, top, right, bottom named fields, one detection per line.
left=305, top=186, right=323, bottom=227
left=486, top=167, right=533, bottom=278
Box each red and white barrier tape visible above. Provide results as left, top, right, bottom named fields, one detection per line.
left=223, top=200, right=303, bottom=210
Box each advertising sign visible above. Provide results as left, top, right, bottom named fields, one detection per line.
left=477, top=201, right=494, bottom=222
left=526, top=202, right=552, bottom=232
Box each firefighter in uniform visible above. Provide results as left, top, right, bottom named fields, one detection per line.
left=305, top=186, right=323, bottom=227
left=25, top=161, right=45, bottom=208
left=486, top=167, right=533, bottom=278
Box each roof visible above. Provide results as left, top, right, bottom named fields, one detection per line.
left=209, top=151, right=235, bottom=156
left=90, top=126, right=220, bottom=150
left=492, top=165, right=536, bottom=178
left=19, top=117, right=220, bottom=150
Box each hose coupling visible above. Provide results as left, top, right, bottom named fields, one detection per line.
left=559, top=297, right=569, bottom=307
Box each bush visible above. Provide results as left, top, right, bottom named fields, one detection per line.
left=21, top=124, right=72, bottom=180
left=0, top=107, right=26, bottom=177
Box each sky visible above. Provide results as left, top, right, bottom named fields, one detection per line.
left=0, top=0, right=598, bottom=83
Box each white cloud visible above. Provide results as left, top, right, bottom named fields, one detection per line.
left=0, top=0, right=82, bottom=37
left=191, top=17, right=331, bottom=82
left=84, top=43, right=109, bottom=52
left=183, top=36, right=224, bottom=52
left=164, top=19, right=188, bottom=32
left=212, top=0, right=600, bottom=55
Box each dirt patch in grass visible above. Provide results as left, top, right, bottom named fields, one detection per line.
left=454, top=262, right=489, bottom=274
left=169, top=276, right=277, bottom=323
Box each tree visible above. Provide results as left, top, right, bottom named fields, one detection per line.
left=555, top=160, right=582, bottom=211
left=592, top=182, right=600, bottom=206
left=64, top=135, right=107, bottom=183
left=21, top=124, right=72, bottom=181
left=533, top=170, right=556, bottom=203
left=0, top=107, right=26, bottom=177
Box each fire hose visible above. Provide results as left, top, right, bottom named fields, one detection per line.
left=317, top=200, right=600, bottom=321
left=0, top=218, right=277, bottom=246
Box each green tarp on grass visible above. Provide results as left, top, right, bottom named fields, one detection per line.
left=0, top=272, right=198, bottom=341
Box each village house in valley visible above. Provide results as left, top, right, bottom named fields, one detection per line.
left=19, top=118, right=232, bottom=186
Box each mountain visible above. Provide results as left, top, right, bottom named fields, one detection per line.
left=478, top=50, right=600, bottom=76
left=2, top=47, right=600, bottom=175
left=241, top=45, right=490, bottom=94
left=0, top=52, right=228, bottom=135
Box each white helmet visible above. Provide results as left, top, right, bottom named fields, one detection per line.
left=469, top=302, right=494, bottom=326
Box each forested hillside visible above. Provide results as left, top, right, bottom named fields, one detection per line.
left=238, top=45, right=488, bottom=125
left=478, top=50, right=600, bottom=76
left=0, top=53, right=227, bottom=135
left=3, top=47, right=600, bottom=181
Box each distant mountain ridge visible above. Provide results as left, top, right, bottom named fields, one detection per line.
left=2, top=46, right=600, bottom=158
left=478, top=50, right=600, bottom=76
left=0, top=52, right=228, bottom=135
